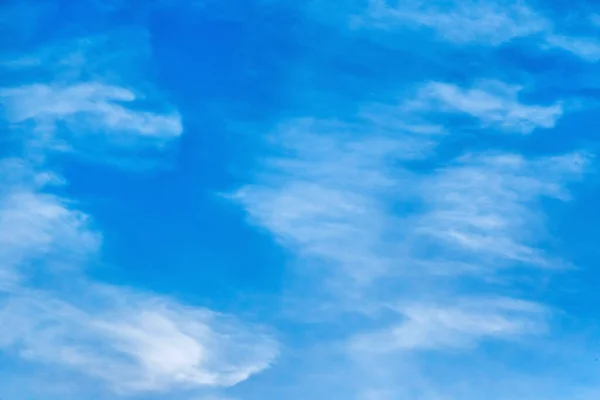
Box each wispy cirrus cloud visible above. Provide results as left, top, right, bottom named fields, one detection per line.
left=0, top=159, right=99, bottom=290
left=350, top=297, right=548, bottom=353
left=413, top=151, right=587, bottom=271
left=3, top=0, right=600, bottom=399
left=0, top=288, right=277, bottom=394
left=234, top=116, right=585, bottom=288
left=218, top=6, right=597, bottom=398
left=344, top=0, right=600, bottom=62
left=0, top=27, right=278, bottom=399
left=406, top=80, right=563, bottom=134
left=234, top=78, right=579, bottom=288
left=0, top=28, right=181, bottom=168
left=1, top=82, right=182, bottom=142
left=544, top=34, right=600, bottom=62
left=232, top=116, right=433, bottom=285
left=361, top=0, right=548, bottom=45
left=0, top=163, right=278, bottom=395
left=232, top=72, right=590, bottom=397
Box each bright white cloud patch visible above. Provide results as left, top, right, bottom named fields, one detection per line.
left=0, top=289, right=277, bottom=393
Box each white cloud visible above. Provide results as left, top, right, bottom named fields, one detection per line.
left=232, top=105, right=587, bottom=369
left=230, top=92, right=593, bottom=398
left=0, top=160, right=278, bottom=394
left=0, top=82, right=182, bottom=140
left=407, top=80, right=563, bottom=134
left=0, top=29, right=182, bottom=168
left=351, top=297, right=548, bottom=353
left=414, top=152, right=587, bottom=269
left=0, top=31, right=275, bottom=396
left=0, top=159, right=99, bottom=290
left=363, top=0, right=548, bottom=45
left=0, top=288, right=277, bottom=393
left=545, top=34, right=600, bottom=62
left=234, top=109, right=582, bottom=289
left=346, top=0, right=600, bottom=62
left=233, top=117, right=429, bottom=285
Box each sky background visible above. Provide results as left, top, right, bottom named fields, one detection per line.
left=2, top=0, right=600, bottom=399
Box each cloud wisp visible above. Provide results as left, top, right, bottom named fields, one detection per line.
left=2, top=0, right=599, bottom=399
left=343, top=0, right=600, bottom=62
left=350, top=297, right=548, bottom=353
left=0, top=28, right=182, bottom=168
left=232, top=72, right=589, bottom=397
left=0, top=29, right=278, bottom=398
left=406, top=80, right=563, bottom=134
left=362, top=0, right=549, bottom=45
left=1, top=83, right=182, bottom=139
left=0, top=288, right=277, bottom=393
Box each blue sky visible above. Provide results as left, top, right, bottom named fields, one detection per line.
left=2, top=0, right=600, bottom=399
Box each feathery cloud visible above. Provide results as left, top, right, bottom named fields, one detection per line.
left=0, top=27, right=278, bottom=397
left=406, top=80, right=563, bottom=133
left=362, top=0, right=548, bottom=45
left=0, top=288, right=277, bottom=393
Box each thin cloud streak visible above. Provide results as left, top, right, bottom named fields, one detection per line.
left=0, top=287, right=278, bottom=393
left=342, top=0, right=600, bottom=62
left=0, top=29, right=279, bottom=396
left=406, top=80, right=563, bottom=134
left=233, top=84, right=587, bottom=361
